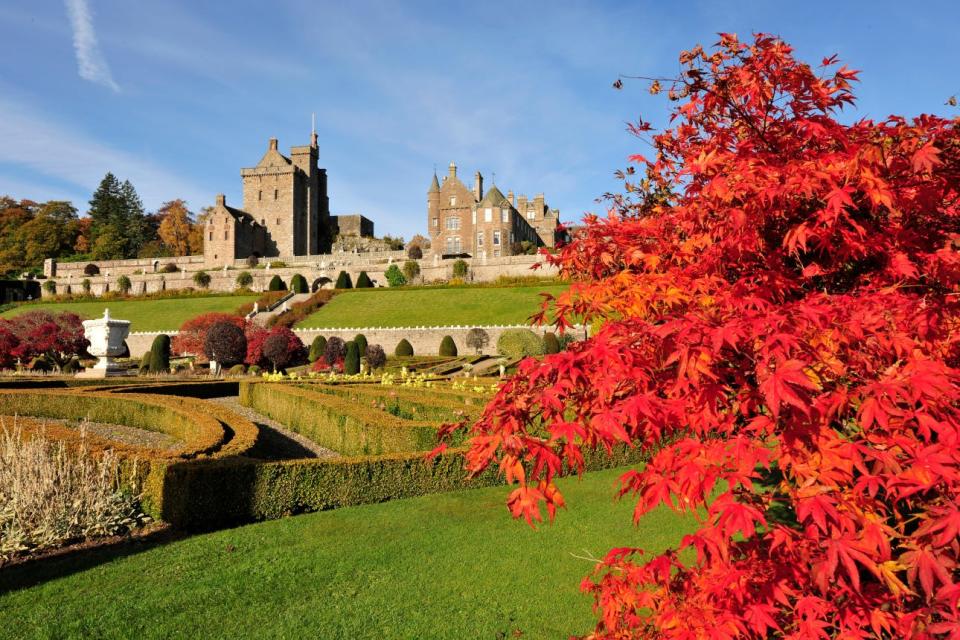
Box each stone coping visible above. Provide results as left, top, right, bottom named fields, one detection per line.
left=128, top=323, right=583, bottom=336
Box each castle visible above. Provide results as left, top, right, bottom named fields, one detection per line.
left=427, top=162, right=561, bottom=258
left=203, top=134, right=373, bottom=266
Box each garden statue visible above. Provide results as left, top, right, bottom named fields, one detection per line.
left=77, top=308, right=131, bottom=378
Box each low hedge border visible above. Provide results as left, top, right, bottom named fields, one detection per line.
left=156, top=443, right=647, bottom=530
left=293, top=382, right=487, bottom=422
left=0, top=390, right=225, bottom=459
left=240, top=382, right=443, bottom=455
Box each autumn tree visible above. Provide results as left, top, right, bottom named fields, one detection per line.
left=172, top=312, right=245, bottom=363
left=4, top=311, right=88, bottom=370
left=157, top=199, right=196, bottom=256
left=437, top=34, right=960, bottom=638
left=204, top=321, right=248, bottom=370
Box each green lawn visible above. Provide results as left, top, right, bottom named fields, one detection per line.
left=0, top=295, right=257, bottom=332
left=0, top=467, right=692, bottom=639
left=299, top=284, right=568, bottom=328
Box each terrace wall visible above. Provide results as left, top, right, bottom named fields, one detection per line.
left=41, top=254, right=560, bottom=299
left=124, top=324, right=585, bottom=359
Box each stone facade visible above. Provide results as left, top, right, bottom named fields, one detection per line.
left=427, top=162, right=561, bottom=258
left=204, top=135, right=377, bottom=267
left=330, top=214, right=374, bottom=238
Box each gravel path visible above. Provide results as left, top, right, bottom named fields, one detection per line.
left=32, top=418, right=181, bottom=451
left=208, top=396, right=338, bottom=460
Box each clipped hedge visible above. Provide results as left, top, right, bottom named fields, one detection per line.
left=497, top=328, right=545, bottom=358
left=439, top=335, right=458, bottom=357
left=335, top=271, right=352, bottom=289
left=290, top=273, right=309, bottom=293
left=355, top=271, right=373, bottom=288
left=309, top=335, right=327, bottom=362
left=353, top=333, right=368, bottom=358
left=395, top=338, right=414, bottom=357
left=0, top=390, right=227, bottom=459
left=268, top=275, right=286, bottom=291
left=155, top=442, right=647, bottom=529
left=344, top=341, right=360, bottom=374
left=240, top=382, right=441, bottom=455
left=543, top=331, right=560, bottom=354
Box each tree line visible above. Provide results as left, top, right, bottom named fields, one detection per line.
left=0, top=172, right=207, bottom=276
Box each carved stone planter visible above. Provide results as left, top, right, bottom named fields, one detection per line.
left=77, top=309, right=131, bottom=378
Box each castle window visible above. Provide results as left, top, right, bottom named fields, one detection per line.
left=501, top=209, right=509, bottom=223
left=493, top=231, right=501, bottom=246
left=477, top=231, right=484, bottom=247
left=209, top=231, right=213, bottom=241
left=274, top=189, right=279, bottom=200
left=484, top=208, right=492, bottom=223
left=450, top=196, right=456, bottom=206
left=224, top=230, right=229, bottom=240
left=432, top=217, right=438, bottom=228
left=527, top=209, right=535, bottom=220
left=472, top=209, right=476, bottom=224
left=258, top=190, right=262, bottom=201
left=445, top=217, right=460, bottom=231
left=494, top=249, right=500, bottom=257
left=276, top=218, right=280, bottom=226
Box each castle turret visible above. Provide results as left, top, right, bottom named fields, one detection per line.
left=427, top=171, right=440, bottom=239
left=473, top=171, right=483, bottom=201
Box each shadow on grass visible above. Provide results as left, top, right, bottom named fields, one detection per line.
left=0, top=526, right=186, bottom=595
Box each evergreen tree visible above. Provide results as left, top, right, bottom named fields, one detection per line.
left=120, top=179, right=149, bottom=257
left=344, top=341, right=360, bottom=374
left=88, top=173, right=125, bottom=258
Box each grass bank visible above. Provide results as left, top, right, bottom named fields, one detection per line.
left=297, top=284, right=568, bottom=329
left=0, top=295, right=257, bottom=332
left=0, top=466, right=691, bottom=639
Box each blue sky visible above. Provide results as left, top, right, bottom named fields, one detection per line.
left=0, top=1, right=957, bottom=240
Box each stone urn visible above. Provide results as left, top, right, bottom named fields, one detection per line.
left=78, top=308, right=131, bottom=378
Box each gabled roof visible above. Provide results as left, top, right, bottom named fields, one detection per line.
left=256, top=148, right=291, bottom=168
left=478, top=185, right=511, bottom=208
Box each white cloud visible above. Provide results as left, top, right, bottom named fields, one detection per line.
left=64, top=0, right=120, bottom=92
left=0, top=96, right=209, bottom=211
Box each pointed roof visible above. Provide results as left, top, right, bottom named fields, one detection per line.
left=428, top=172, right=440, bottom=193
left=478, top=184, right=511, bottom=208
left=256, top=138, right=291, bottom=168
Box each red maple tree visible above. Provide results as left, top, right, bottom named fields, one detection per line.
left=171, top=312, right=245, bottom=363
left=438, top=34, right=960, bottom=638
left=2, top=311, right=88, bottom=369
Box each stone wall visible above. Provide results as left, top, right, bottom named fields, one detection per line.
left=41, top=254, right=559, bottom=299
left=331, top=214, right=374, bottom=238
left=122, top=324, right=586, bottom=359
left=45, top=255, right=204, bottom=279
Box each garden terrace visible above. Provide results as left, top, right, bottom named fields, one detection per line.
left=0, top=295, right=257, bottom=332
left=296, top=284, right=568, bottom=328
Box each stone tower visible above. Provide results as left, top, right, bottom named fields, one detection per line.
left=239, top=136, right=331, bottom=256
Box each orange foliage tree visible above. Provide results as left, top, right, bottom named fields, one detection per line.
left=437, top=34, right=960, bottom=638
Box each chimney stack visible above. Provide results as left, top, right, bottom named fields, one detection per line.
left=473, top=171, right=483, bottom=201
left=448, top=161, right=457, bottom=179
left=216, top=194, right=226, bottom=207
left=269, top=137, right=278, bottom=151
